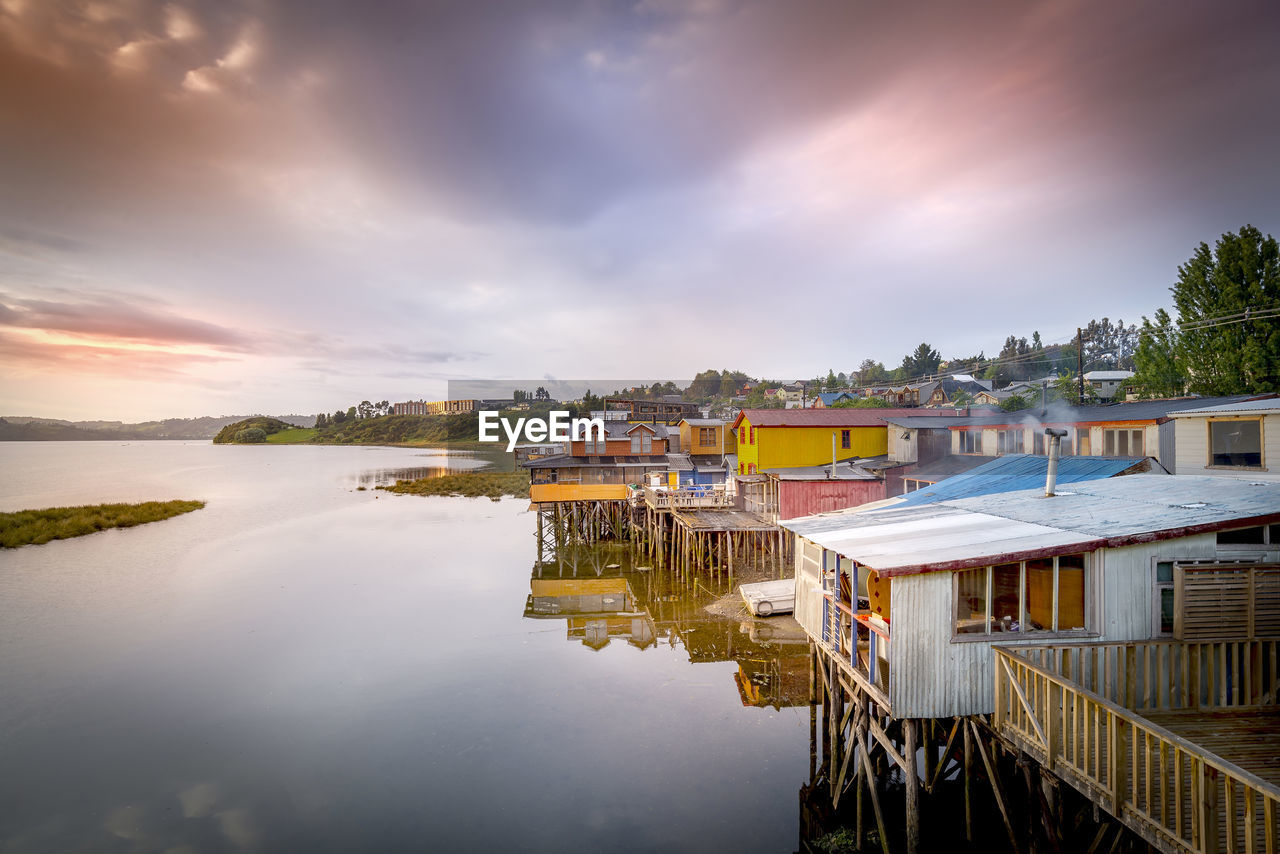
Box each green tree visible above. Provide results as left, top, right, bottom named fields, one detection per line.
left=999, top=393, right=1031, bottom=412
left=315, top=412, right=328, bottom=429
left=1170, top=225, right=1280, bottom=394
left=1131, top=309, right=1187, bottom=398
left=901, top=342, right=941, bottom=379
left=832, top=397, right=889, bottom=408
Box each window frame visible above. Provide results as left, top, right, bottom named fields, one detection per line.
left=1206, top=417, right=1265, bottom=470
left=951, top=553, right=1095, bottom=642
left=841, top=429, right=851, bottom=450
left=1151, top=558, right=1175, bottom=637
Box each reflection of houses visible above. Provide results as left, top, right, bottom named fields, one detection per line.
left=524, top=577, right=656, bottom=650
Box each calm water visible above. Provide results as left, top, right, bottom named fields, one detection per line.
left=0, top=442, right=809, bottom=853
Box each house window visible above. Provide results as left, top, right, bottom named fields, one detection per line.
left=1209, top=419, right=1263, bottom=468
left=903, top=479, right=932, bottom=493
left=996, top=429, right=1024, bottom=455
left=958, top=430, right=983, bottom=454
left=1033, top=432, right=1044, bottom=455
left=699, top=427, right=716, bottom=445
left=1076, top=428, right=1090, bottom=455
left=1152, top=560, right=1175, bottom=636
left=631, top=432, right=653, bottom=453
left=841, top=430, right=851, bottom=450
left=1103, top=428, right=1145, bottom=457
left=1216, top=524, right=1280, bottom=547
left=953, top=553, right=1090, bottom=638
left=749, top=426, right=756, bottom=444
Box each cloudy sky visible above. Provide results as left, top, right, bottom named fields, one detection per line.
left=2, top=0, right=1278, bottom=420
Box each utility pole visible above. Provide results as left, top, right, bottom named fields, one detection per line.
left=1076, top=327, right=1084, bottom=403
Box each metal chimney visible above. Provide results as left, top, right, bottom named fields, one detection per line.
left=1044, top=428, right=1068, bottom=496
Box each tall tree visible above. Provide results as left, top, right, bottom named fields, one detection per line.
left=1131, top=309, right=1187, bottom=398
left=855, top=359, right=887, bottom=386
left=901, top=342, right=941, bottom=378
left=1171, top=225, right=1280, bottom=394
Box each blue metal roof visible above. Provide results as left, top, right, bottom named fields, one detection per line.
left=814, top=392, right=854, bottom=406
left=896, top=454, right=1152, bottom=506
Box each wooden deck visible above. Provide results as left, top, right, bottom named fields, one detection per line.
left=670, top=508, right=777, bottom=532
left=1144, top=709, right=1280, bottom=787
left=994, top=641, right=1280, bottom=854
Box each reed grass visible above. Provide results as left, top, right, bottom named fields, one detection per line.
left=377, top=470, right=530, bottom=500
left=0, top=500, right=206, bottom=548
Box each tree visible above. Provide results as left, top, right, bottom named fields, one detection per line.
left=358, top=400, right=374, bottom=419
left=332, top=410, right=347, bottom=424
left=1169, top=225, right=1280, bottom=394
left=832, top=397, right=889, bottom=408
left=855, top=359, right=888, bottom=386
left=900, top=342, right=941, bottom=379
left=950, top=390, right=972, bottom=409
left=1131, top=309, right=1187, bottom=398
left=999, top=393, right=1031, bottom=412
left=346, top=406, right=357, bottom=420
left=535, top=386, right=551, bottom=401
left=315, top=413, right=328, bottom=429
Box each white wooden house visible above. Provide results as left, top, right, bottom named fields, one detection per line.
left=783, top=475, right=1280, bottom=719
left=1169, top=397, right=1280, bottom=480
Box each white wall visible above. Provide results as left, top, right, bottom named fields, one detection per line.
left=1173, top=413, right=1280, bottom=480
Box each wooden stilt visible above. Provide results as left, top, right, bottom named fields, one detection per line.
left=905, top=718, right=920, bottom=854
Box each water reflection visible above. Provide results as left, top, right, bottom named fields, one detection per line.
left=527, top=542, right=812, bottom=710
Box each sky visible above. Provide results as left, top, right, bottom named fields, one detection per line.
left=2, top=0, right=1279, bottom=421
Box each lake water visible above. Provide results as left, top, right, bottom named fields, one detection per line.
left=0, top=442, right=811, bottom=853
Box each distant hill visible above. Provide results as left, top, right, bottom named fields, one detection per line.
left=0, top=414, right=314, bottom=441
left=213, top=417, right=307, bottom=444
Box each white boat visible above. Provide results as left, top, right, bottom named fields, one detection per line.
left=740, top=579, right=795, bottom=617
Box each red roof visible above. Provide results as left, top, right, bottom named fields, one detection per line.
left=731, top=408, right=952, bottom=429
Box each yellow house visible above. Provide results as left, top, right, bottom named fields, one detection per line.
left=731, top=408, right=940, bottom=473
left=678, top=418, right=737, bottom=456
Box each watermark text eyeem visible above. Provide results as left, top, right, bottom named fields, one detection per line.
left=478, top=410, right=604, bottom=452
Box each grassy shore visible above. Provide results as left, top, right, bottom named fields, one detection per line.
left=265, top=427, right=318, bottom=443
left=0, top=500, right=206, bottom=548
left=377, top=470, right=530, bottom=501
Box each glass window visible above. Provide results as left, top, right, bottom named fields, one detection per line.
left=956, top=569, right=987, bottom=634
left=1023, top=558, right=1055, bottom=631
left=1057, top=554, right=1087, bottom=631
left=1210, top=420, right=1262, bottom=467
left=841, top=430, right=851, bottom=449
left=955, top=555, right=1090, bottom=637
left=990, top=563, right=1021, bottom=632
left=1218, top=526, right=1265, bottom=545
left=1077, top=428, right=1091, bottom=455
left=1131, top=430, right=1144, bottom=456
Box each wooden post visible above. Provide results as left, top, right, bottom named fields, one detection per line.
left=963, top=718, right=974, bottom=844
left=905, top=718, right=920, bottom=854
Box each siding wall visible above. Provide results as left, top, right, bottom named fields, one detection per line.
left=1173, top=413, right=1280, bottom=480
left=779, top=480, right=885, bottom=521
left=758, top=426, right=887, bottom=469
left=886, top=534, right=1220, bottom=718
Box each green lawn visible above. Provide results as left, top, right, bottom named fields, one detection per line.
left=0, top=500, right=206, bottom=548
left=265, top=427, right=318, bottom=443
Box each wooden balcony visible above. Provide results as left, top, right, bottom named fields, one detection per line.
left=994, top=640, right=1280, bottom=854
left=640, top=484, right=734, bottom=511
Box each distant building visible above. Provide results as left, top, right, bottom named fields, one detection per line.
left=1083, top=370, right=1135, bottom=400
left=392, top=399, right=483, bottom=415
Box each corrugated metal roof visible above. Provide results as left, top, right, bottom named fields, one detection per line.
left=781, top=475, right=1280, bottom=577
left=1168, top=397, right=1280, bottom=416
left=679, top=418, right=727, bottom=426
left=893, top=454, right=1153, bottom=506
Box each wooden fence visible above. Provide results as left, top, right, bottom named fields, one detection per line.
left=994, top=641, right=1280, bottom=854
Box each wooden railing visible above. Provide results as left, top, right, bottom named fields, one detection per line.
left=1010, top=640, right=1280, bottom=712
left=640, top=484, right=734, bottom=510
left=994, top=643, right=1280, bottom=854
left=818, top=580, right=889, bottom=707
